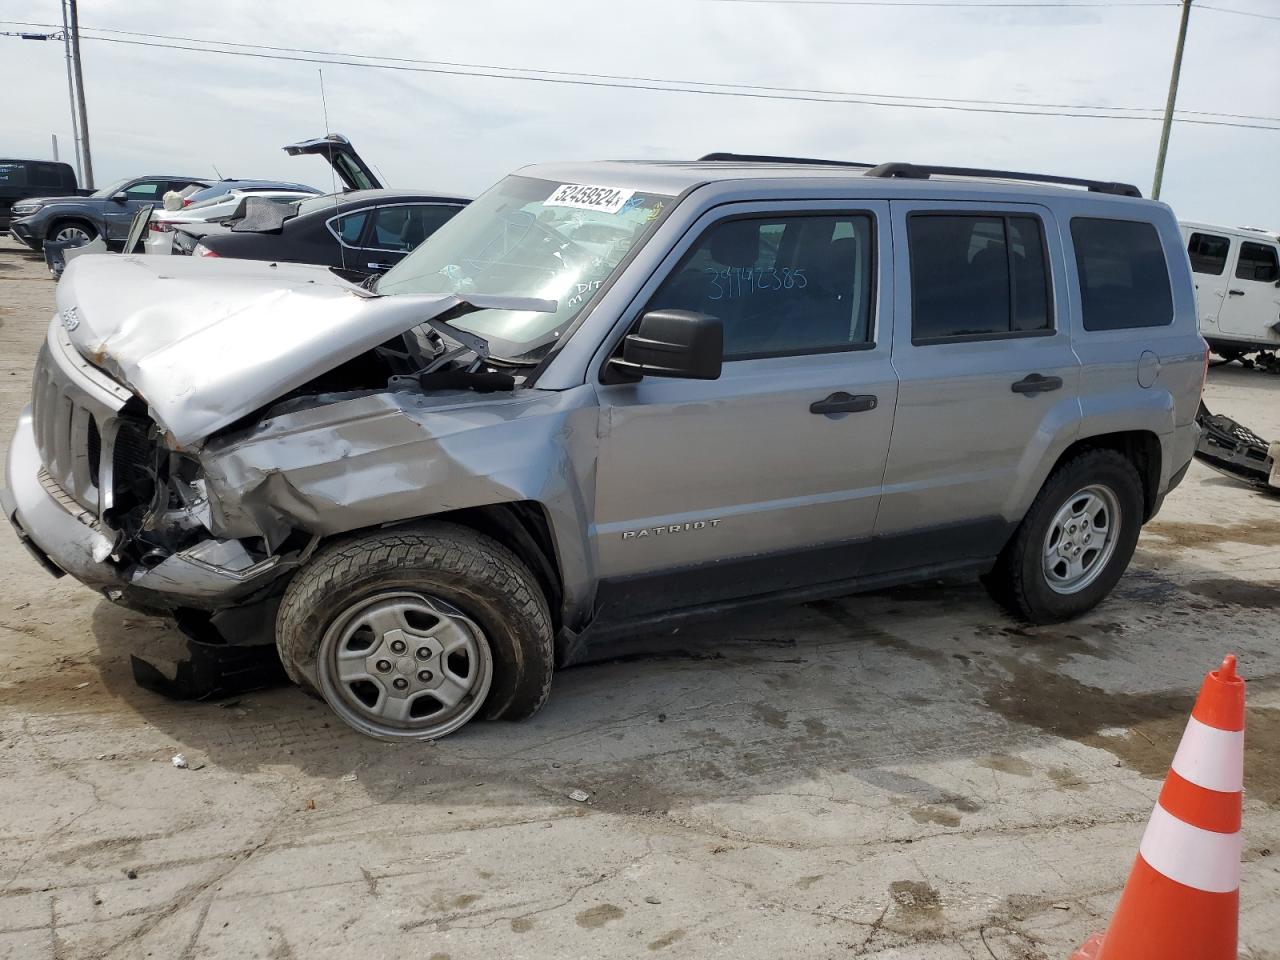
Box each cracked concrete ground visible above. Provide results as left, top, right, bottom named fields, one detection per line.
left=1, top=238, right=1278, bottom=959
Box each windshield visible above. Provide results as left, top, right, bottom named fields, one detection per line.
left=90, top=178, right=131, bottom=199
left=375, top=176, right=672, bottom=360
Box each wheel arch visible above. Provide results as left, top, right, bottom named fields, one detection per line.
left=418, top=501, right=566, bottom=631
left=287, top=502, right=565, bottom=633
left=1045, top=429, right=1162, bottom=521
left=45, top=215, right=99, bottom=240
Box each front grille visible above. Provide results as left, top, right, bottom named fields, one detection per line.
left=31, top=343, right=101, bottom=513
left=111, top=417, right=157, bottom=513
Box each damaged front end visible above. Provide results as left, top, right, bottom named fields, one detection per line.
left=2, top=254, right=565, bottom=660
left=2, top=321, right=308, bottom=639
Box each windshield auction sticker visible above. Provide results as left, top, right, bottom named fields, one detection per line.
left=545, top=183, right=636, bottom=214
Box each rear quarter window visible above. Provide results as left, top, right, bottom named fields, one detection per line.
left=1187, top=231, right=1230, bottom=276
left=1070, top=217, right=1173, bottom=331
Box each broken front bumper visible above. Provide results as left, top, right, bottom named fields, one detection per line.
left=8, top=218, right=41, bottom=249
left=2, top=404, right=287, bottom=608
left=1194, top=404, right=1280, bottom=495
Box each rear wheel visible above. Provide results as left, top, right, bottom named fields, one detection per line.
left=985, top=450, right=1143, bottom=623
left=47, top=220, right=97, bottom=247
left=276, top=523, right=554, bottom=741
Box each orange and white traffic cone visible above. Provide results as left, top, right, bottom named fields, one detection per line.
left=1070, top=654, right=1245, bottom=960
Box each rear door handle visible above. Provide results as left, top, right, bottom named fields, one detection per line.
left=1228, top=289, right=1245, bottom=297
left=1011, top=373, right=1063, bottom=395
left=810, top=392, right=878, bottom=415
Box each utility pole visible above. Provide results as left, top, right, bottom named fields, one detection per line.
left=1152, top=0, right=1193, bottom=201
left=60, top=0, right=83, bottom=184
left=67, top=0, right=93, bottom=189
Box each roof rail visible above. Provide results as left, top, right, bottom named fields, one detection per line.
left=863, top=162, right=1143, bottom=198
left=698, top=152, right=875, bottom=169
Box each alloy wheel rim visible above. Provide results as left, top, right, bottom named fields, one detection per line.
left=1042, top=484, right=1121, bottom=595
left=54, top=225, right=92, bottom=246
left=317, top=591, right=492, bottom=739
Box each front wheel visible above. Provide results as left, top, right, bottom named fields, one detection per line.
left=47, top=220, right=97, bottom=247
left=984, top=450, right=1144, bottom=623
left=276, top=523, right=554, bottom=741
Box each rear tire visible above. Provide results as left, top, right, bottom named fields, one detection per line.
left=984, top=450, right=1144, bottom=624
left=276, top=522, right=554, bottom=741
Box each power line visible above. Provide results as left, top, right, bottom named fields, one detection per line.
left=66, top=23, right=1280, bottom=125
left=703, top=1, right=1177, bottom=6
left=704, top=0, right=1280, bottom=18
left=4, top=18, right=1277, bottom=131
left=1195, top=2, right=1280, bottom=20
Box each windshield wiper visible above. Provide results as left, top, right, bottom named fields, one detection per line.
left=422, top=294, right=557, bottom=365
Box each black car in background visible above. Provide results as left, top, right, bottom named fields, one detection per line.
left=0, top=159, right=82, bottom=231
left=173, top=189, right=469, bottom=280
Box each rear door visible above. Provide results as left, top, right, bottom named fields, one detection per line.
left=872, top=200, right=1080, bottom=573
left=592, top=200, right=897, bottom=620
left=1216, top=238, right=1280, bottom=342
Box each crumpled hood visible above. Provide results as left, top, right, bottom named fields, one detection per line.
left=55, top=254, right=545, bottom=448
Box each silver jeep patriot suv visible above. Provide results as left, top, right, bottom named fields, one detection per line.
left=2, top=155, right=1206, bottom=740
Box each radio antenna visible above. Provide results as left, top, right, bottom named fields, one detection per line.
left=319, top=68, right=349, bottom=277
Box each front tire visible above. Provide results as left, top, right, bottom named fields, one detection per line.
left=985, top=450, right=1144, bottom=624
left=276, top=523, right=554, bottom=741
left=47, top=220, right=97, bottom=247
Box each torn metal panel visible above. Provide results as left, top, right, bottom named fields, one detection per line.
left=55, top=254, right=553, bottom=447
left=199, top=384, right=601, bottom=621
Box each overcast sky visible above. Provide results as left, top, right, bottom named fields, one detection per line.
left=2, top=0, right=1277, bottom=226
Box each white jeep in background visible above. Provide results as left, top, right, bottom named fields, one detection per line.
left=1181, top=221, right=1280, bottom=365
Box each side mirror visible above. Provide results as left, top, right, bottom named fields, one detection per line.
left=606, top=309, right=723, bottom=382
left=111, top=192, right=128, bottom=203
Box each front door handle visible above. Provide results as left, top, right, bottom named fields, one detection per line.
left=1011, top=373, right=1063, bottom=395
left=367, top=262, right=395, bottom=271
left=810, top=392, right=878, bottom=415
left=1228, top=289, right=1245, bottom=297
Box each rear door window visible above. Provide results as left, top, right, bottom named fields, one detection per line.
left=1070, top=218, right=1173, bottom=331
left=907, top=213, right=1052, bottom=343
left=365, top=204, right=462, bottom=252
left=1187, top=231, right=1230, bottom=276
left=1235, top=241, right=1279, bottom=283
left=646, top=213, right=876, bottom=360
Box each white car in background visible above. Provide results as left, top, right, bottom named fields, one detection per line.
left=145, top=188, right=319, bottom=254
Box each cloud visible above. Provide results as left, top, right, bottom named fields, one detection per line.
left=0, top=0, right=1276, bottom=225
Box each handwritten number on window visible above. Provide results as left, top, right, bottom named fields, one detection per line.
left=706, top=266, right=806, bottom=300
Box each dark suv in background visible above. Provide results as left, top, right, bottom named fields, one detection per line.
left=0, top=159, right=81, bottom=232
left=9, top=174, right=211, bottom=250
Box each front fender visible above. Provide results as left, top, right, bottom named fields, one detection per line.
left=199, top=386, right=600, bottom=623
